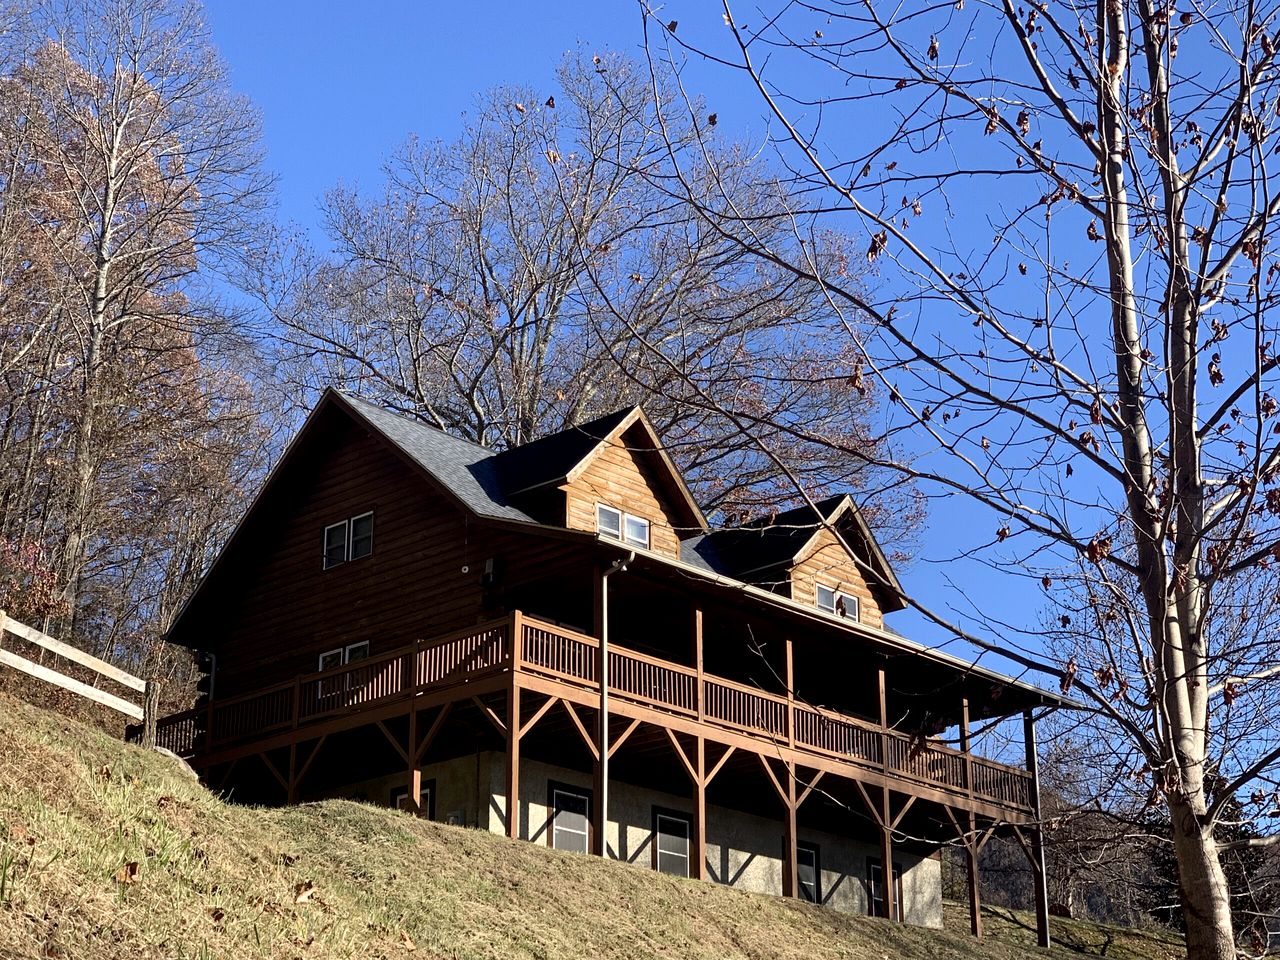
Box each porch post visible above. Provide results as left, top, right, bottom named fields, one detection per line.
left=960, top=696, right=981, bottom=937
left=1024, top=710, right=1052, bottom=949
left=407, top=701, right=421, bottom=814
left=694, top=736, right=707, bottom=880
left=505, top=613, right=523, bottom=840
left=694, top=607, right=704, bottom=722
left=785, top=637, right=795, bottom=748
left=880, top=786, right=897, bottom=922
left=783, top=762, right=799, bottom=898
left=966, top=811, right=983, bottom=938
left=594, top=566, right=610, bottom=856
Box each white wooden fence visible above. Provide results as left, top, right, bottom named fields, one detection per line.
left=0, top=609, right=160, bottom=746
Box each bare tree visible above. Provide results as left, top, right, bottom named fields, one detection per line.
left=248, top=50, right=918, bottom=531
left=0, top=0, right=275, bottom=680
left=627, top=0, right=1280, bottom=955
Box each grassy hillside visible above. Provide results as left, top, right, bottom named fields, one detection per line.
left=0, top=691, right=1183, bottom=960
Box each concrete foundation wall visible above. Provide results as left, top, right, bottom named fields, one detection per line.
left=319, top=752, right=943, bottom=928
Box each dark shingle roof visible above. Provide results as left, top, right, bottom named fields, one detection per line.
left=486, top=407, right=638, bottom=495
left=337, top=392, right=537, bottom=524
left=689, top=495, right=848, bottom=578
left=336, top=393, right=897, bottom=605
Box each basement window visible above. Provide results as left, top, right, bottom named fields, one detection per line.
left=816, top=583, right=860, bottom=623
left=390, top=779, right=436, bottom=818
left=654, top=810, right=691, bottom=877
left=550, top=785, right=591, bottom=854
left=798, top=843, right=821, bottom=903
left=867, top=858, right=904, bottom=921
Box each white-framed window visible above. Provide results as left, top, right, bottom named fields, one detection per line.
left=624, top=514, right=651, bottom=549
left=815, top=583, right=860, bottom=622
left=390, top=780, right=434, bottom=817
left=322, top=512, right=375, bottom=569
left=349, top=512, right=374, bottom=559
left=798, top=843, right=821, bottom=903
left=323, top=521, right=348, bottom=569
left=867, top=859, right=904, bottom=921
left=596, top=502, right=651, bottom=550
left=317, top=641, right=370, bottom=672
left=551, top=787, right=590, bottom=854
left=596, top=504, right=622, bottom=539
left=655, top=811, right=691, bottom=877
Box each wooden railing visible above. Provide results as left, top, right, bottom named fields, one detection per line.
left=154, top=612, right=1032, bottom=811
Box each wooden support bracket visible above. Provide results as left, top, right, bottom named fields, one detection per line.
left=560, top=700, right=599, bottom=761
left=415, top=703, right=453, bottom=763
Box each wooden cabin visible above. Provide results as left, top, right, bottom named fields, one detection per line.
left=154, top=389, right=1062, bottom=939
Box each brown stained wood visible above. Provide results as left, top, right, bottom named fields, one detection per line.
left=783, top=762, right=799, bottom=899
left=796, top=769, right=826, bottom=808
left=757, top=754, right=789, bottom=805
left=375, top=720, right=409, bottom=764
left=890, top=795, right=917, bottom=830
left=175, top=421, right=584, bottom=698
left=473, top=696, right=508, bottom=736
left=789, top=527, right=885, bottom=629
left=559, top=700, right=599, bottom=761
left=563, top=427, right=687, bottom=558
left=295, top=736, right=327, bottom=792
left=694, top=737, right=707, bottom=880
left=705, top=745, right=736, bottom=786
left=506, top=684, right=521, bottom=839
left=415, top=704, right=451, bottom=762
left=607, top=717, right=642, bottom=759
left=881, top=786, right=897, bottom=923
left=517, top=694, right=560, bottom=740
left=967, top=810, right=983, bottom=938
left=665, top=728, right=698, bottom=785
left=259, top=752, right=289, bottom=794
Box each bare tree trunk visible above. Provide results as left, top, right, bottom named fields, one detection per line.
left=1170, top=797, right=1235, bottom=960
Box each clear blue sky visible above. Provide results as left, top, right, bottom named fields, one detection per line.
left=203, top=0, right=1046, bottom=679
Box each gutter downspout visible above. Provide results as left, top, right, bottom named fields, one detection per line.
left=599, top=551, right=633, bottom=858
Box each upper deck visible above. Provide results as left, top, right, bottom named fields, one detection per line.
left=156, top=611, right=1034, bottom=820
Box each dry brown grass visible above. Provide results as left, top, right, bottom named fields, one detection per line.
left=0, top=692, right=1184, bottom=960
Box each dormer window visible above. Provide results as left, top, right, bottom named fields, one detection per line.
left=597, top=504, right=623, bottom=540
left=596, top=503, right=651, bottom=550
left=816, top=583, right=860, bottom=622
left=624, top=514, right=651, bottom=549
left=323, top=512, right=374, bottom=569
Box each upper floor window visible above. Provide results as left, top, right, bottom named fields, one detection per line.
left=816, top=583, right=860, bottom=622
left=597, top=503, right=651, bottom=549
left=624, top=514, right=650, bottom=549
left=323, top=512, right=374, bottom=569
left=317, top=640, right=369, bottom=672
left=597, top=504, right=622, bottom=539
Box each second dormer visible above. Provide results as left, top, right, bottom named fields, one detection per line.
left=491, top=407, right=706, bottom=560
left=689, top=494, right=906, bottom=627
